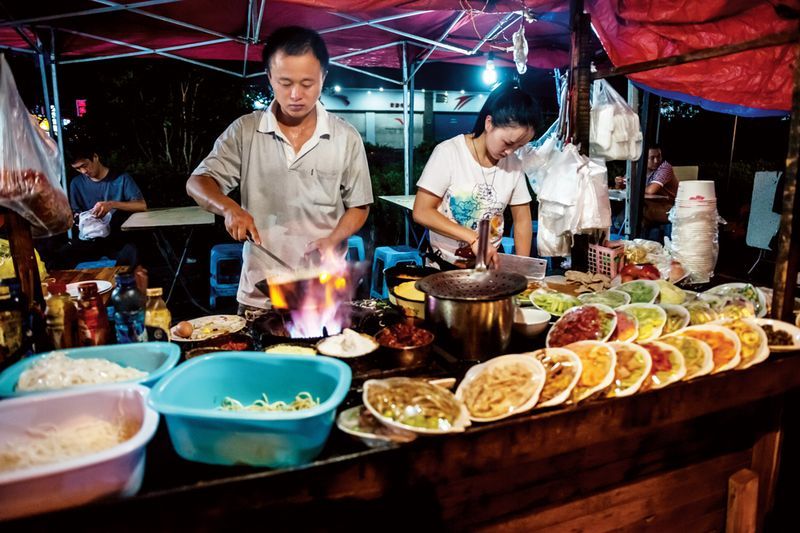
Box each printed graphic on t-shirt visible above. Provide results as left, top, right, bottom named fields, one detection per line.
left=445, top=185, right=503, bottom=243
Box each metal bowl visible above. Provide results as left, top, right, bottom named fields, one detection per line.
left=375, top=324, right=435, bottom=368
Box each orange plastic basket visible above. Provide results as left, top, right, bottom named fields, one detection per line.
left=587, top=242, right=625, bottom=278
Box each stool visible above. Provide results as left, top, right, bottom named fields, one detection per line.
left=346, top=235, right=366, bottom=262
left=210, top=243, right=243, bottom=308
left=370, top=245, right=422, bottom=299
left=501, top=236, right=515, bottom=254
left=75, top=257, right=116, bottom=269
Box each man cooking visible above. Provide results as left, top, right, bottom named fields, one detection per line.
left=187, top=26, right=373, bottom=319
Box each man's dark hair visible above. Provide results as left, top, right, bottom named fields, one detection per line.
left=471, top=81, right=538, bottom=137
left=649, top=143, right=663, bottom=153
left=262, top=26, right=329, bottom=74
left=65, top=140, right=98, bottom=165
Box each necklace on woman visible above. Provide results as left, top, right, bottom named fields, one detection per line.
left=471, top=135, right=498, bottom=203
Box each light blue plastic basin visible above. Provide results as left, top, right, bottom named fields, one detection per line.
left=147, top=352, right=352, bottom=468
left=0, top=342, right=181, bottom=397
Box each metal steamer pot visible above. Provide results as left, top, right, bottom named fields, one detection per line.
left=415, top=220, right=527, bottom=360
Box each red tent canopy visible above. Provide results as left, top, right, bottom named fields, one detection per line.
left=0, top=0, right=795, bottom=114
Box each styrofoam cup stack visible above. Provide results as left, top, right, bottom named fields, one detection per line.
left=670, top=180, right=719, bottom=283
left=676, top=180, right=716, bottom=202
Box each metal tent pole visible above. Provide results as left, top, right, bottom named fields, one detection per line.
left=36, top=37, right=54, bottom=140
left=402, top=42, right=411, bottom=246
left=49, top=30, right=66, bottom=193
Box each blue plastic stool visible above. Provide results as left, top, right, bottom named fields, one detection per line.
left=75, top=258, right=116, bottom=269
left=501, top=236, right=515, bottom=254
left=210, top=243, right=244, bottom=308
left=346, top=235, right=366, bottom=262
left=370, top=245, right=422, bottom=299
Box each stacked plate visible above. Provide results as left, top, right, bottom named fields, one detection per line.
left=65, top=280, right=113, bottom=299
left=670, top=181, right=720, bottom=284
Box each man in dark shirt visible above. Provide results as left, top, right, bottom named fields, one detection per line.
left=67, top=142, right=147, bottom=266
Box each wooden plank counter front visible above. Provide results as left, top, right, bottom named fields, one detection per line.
left=7, top=351, right=800, bottom=531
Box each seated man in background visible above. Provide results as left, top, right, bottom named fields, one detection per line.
left=614, top=144, right=679, bottom=242
left=67, top=142, right=147, bottom=266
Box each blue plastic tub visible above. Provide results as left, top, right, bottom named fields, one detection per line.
left=148, top=352, right=352, bottom=468
left=0, top=342, right=180, bottom=397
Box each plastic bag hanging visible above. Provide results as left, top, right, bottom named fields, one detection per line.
left=512, top=25, right=528, bottom=75
left=589, top=79, right=643, bottom=161
left=0, top=55, right=72, bottom=236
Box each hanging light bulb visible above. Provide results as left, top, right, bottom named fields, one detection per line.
left=482, top=52, right=498, bottom=86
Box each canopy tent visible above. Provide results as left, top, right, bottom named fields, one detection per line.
left=0, top=1, right=795, bottom=115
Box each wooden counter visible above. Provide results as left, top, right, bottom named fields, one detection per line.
left=6, top=348, right=799, bottom=531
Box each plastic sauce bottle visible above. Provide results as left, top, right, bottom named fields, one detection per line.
left=77, top=282, right=110, bottom=346
left=45, top=280, right=79, bottom=349
left=0, top=285, right=24, bottom=366
left=145, top=287, right=171, bottom=342
left=111, top=271, right=147, bottom=344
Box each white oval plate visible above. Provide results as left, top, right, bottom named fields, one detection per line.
left=363, top=378, right=471, bottom=435
left=617, top=280, right=660, bottom=304
left=455, top=354, right=546, bottom=423
left=545, top=304, right=617, bottom=348
left=618, top=303, right=667, bottom=342
left=753, top=318, right=800, bottom=352
left=529, top=289, right=581, bottom=317
left=169, top=315, right=246, bottom=342
left=658, top=334, right=714, bottom=380
left=638, top=340, right=687, bottom=389
left=659, top=303, right=691, bottom=335
left=713, top=318, right=769, bottom=369
left=577, top=289, right=631, bottom=309
left=705, top=283, right=767, bottom=318
left=610, top=309, right=639, bottom=343
left=528, top=348, right=582, bottom=408
left=674, top=324, right=742, bottom=373
left=563, top=341, right=617, bottom=403
left=336, top=405, right=417, bottom=448
left=607, top=342, right=652, bottom=397
left=65, top=280, right=113, bottom=299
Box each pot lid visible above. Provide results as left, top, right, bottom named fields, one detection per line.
left=415, top=269, right=528, bottom=301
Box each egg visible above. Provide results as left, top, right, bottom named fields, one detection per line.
left=175, top=321, right=194, bottom=338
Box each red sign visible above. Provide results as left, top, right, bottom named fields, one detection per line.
left=75, top=99, right=87, bottom=117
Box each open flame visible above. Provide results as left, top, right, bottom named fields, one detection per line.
left=267, top=251, right=354, bottom=338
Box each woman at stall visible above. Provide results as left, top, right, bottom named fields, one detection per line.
left=412, top=82, right=537, bottom=269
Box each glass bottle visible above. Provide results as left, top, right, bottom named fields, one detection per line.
left=145, top=287, right=171, bottom=342
left=111, top=270, right=147, bottom=344
left=77, top=282, right=110, bottom=346
left=0, top=285, right=23, bottom=366
left=45, top=280, right=79, bottom=349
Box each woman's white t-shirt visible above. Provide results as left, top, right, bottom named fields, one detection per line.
left=416, top=134, right=532, bottom=265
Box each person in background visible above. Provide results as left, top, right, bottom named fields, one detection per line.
left=614, top=144, right=679, bottom=242
left=186, top=26, right=372, bottom=320
left=67, top=142, right=147, bottom=267
left=413, top=82, right=536, bottom=270
left=614, top=145, right=679, bottom=197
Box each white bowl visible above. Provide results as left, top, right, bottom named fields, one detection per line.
left=0, top=385, right=159, bottom=520
left=513, top=308, right=551, bottom=337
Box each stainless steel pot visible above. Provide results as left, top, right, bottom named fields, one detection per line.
left=416, top=219, right=527, bottom=360
left=423, top=294, right=516, bottom=360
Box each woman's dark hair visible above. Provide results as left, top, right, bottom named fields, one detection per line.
left=471, top=82, right=538, bottom=137
left=262, top=26, right=329, bottom=74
